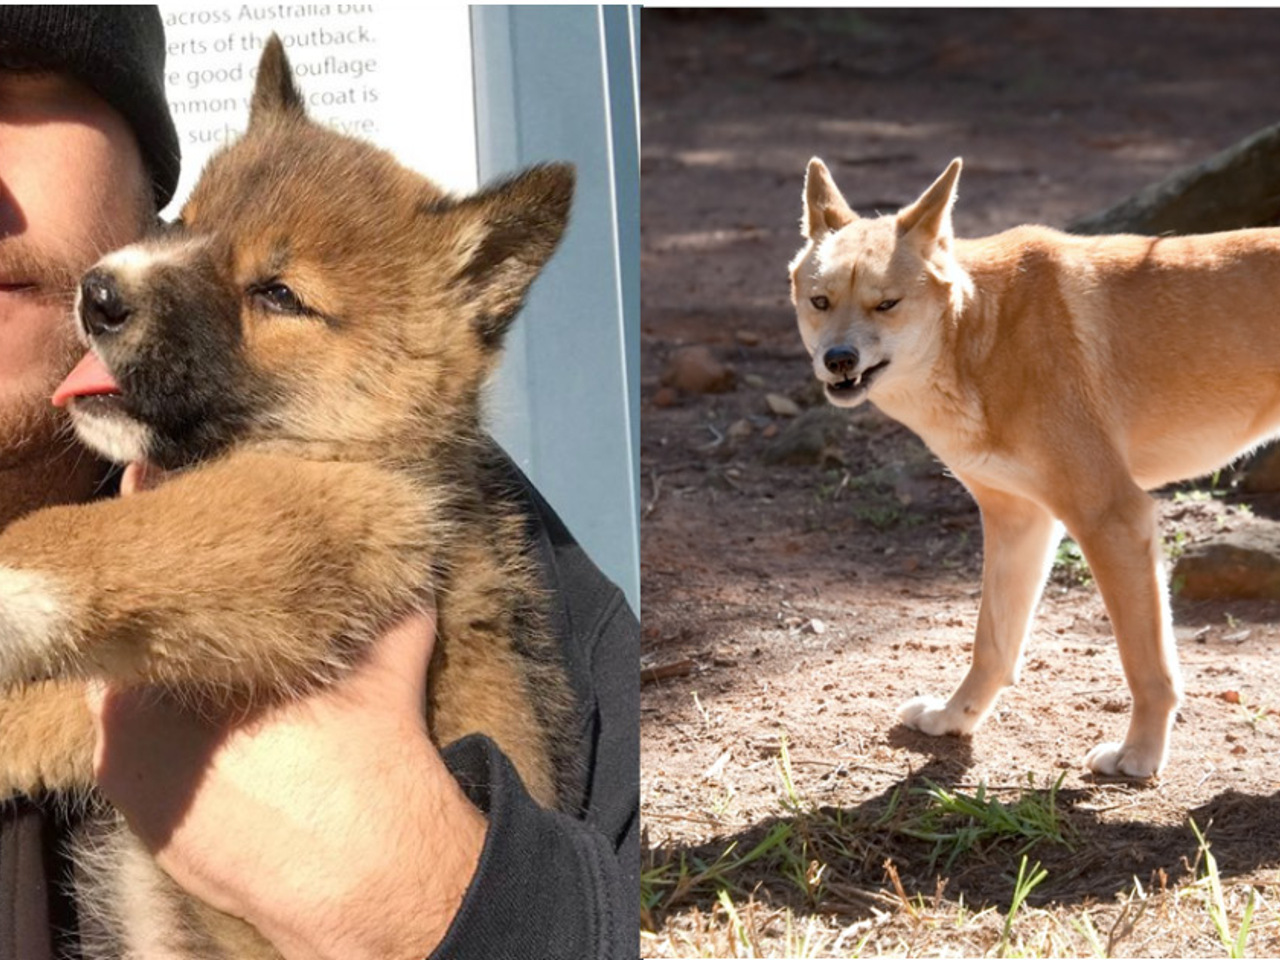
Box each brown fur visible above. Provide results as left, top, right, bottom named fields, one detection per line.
left=791, top=156, right=1280, bottom=780
left=0, top=37, right=577, bottom=958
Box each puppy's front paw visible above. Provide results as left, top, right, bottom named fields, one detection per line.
left=897, top=695, right=980, bottom=736
left=1084, top=741, right=1163, bottom=780
left=0, top=566, right=73, bottom=683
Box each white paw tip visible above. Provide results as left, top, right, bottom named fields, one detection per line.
left=897, top=695, right=975, bottom=737
left=898, top=695, right=942, bottom=725
left=1085, top=742, right=1162, bottom=780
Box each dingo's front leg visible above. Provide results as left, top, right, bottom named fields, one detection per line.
left=0, top=680, right=96, bottom=798
left=899, top=483, right=1060, bottom=736
left=0, top=453, right=434, bottom=698
left=1067, top=485, right=1181, bottom=778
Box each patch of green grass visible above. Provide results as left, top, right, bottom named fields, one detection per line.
left=815, top=468, right=852, bottom=503
left=1238, top=698, right=1269, bottom=732
left=716, top=889, right=751, bottom=956
left=1165, top=527, right=1191, bottom=562
left=775, top=733, right=802, bottom=812
left=845, top=470, right=926, bottom=531
left=852, top=502, right=907, bottom=530
left=1188, top=817, right=1257, bottom=959
left=999, top=855, right=1050, bottom=958
left=1069, top=910, right=1108, bottom=958
left=1053, top=538, right=1092, bottom=586
left=1173, top=488, right=1225, bottom=503
left=641, top=820, right=799, bottom=928
left=896, top=772, right=1072, bottom=873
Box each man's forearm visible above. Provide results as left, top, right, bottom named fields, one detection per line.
left=241, top=728, right=487, bottom=960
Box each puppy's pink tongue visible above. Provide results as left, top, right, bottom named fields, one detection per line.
left=52, top=351, right=120, bottom=409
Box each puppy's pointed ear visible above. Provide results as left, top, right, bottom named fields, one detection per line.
left=250, top=35, right=305, bottom=125
left=803, top=158, right=857, bottom=238
left=897, top=158, right=962, bottom=249
left=443, top=163, right=574, bottom=349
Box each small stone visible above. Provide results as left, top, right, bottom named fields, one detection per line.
left=652, top=386, right=679, bottom=407
left=761, top=423, right=779, bottom=439
left=743, top=373, right=767, bottom=389
left=662, top=345, right=736, bottom=394
left=727, top=418, right=753, bottom=441
left=803, top=618, right=827, bottom=635
left=734, top=329, right=761, bottom=347
left=766, top=393, right=801, bottom=417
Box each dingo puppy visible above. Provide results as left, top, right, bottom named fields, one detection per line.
left=0, top=38, right=577, bottom=958
left=789, top=156, right=1280, bottom=779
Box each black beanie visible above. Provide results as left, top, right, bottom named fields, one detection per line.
left=0, top=5, right=181, bottom=209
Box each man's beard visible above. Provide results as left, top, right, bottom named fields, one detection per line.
left=0, top=237, right=112, bottom=524
left=0, top=333, right=82, bottom=467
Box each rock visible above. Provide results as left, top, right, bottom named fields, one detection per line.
left=761, top=423, right=779, bottom=439
left=762, top=407, right=844, bottom=466
left=765, top=393, right=801, bottom=417
left=743, top=373, right=767, bottom=389
left=652, top=386, right=679, bottom=408
left=662, top=345, right=736, bottom=394
left=734, top=329, right=761, bottom=347
left=1173, top=528, right=1280, bottom=599
left=727, top=418, right=753, bottom=441
left=1242, top=442, right=1280, bottom=492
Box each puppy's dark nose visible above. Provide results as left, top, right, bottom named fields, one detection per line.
left=80, top=270, right=132, bottom=336
left=823, top=346, right=859, bottom=377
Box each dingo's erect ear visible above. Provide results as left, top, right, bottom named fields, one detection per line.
left=439, top=163, right=575, bottom=349
left=897, top=158, right=962, bottom=249
left=803, top=158, right=857, bottom=239
left=250, top=35, right=305, bottom=125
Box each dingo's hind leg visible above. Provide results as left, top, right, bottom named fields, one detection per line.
left=1066, top=484, right=1180, bottom=778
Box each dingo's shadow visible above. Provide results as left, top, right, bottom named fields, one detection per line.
left=886, top=723, right=975, bottom=774
left=644, top=755, right=1280, bottom=929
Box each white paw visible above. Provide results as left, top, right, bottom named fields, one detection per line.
left=897, top=695, right=980, bottom=736
left=0, top=566, right=71, bottom=682
left=1084, top=741, right=1163, bottom=779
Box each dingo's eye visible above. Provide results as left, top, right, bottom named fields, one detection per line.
left=810, top=295, right=830, bottom=311
left=875, top=299, right=900, bottom=312
left=251, top=282, right=305, bottom=315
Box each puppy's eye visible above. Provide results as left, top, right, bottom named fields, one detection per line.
left=875, top=299, right=900, bottom=312
left=251, top=282, right=305, bottom=315
left=810, top=295, right=830, bottom=311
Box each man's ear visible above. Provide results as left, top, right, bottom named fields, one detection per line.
left=803, top=158, right=857, bottom=239
left=249, top=34, right=305, bottom=126
left=439, top=163, right=575, bottom=349
left=897, top=158, right=962, bottom=250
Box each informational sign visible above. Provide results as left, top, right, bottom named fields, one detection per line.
left=158, top=4, right=477, bottom=214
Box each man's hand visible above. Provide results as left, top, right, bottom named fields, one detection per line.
left=86, top=463, right=486, bottom=960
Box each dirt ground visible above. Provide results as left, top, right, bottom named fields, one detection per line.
left=640, top=10, right=1280, bottom=957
